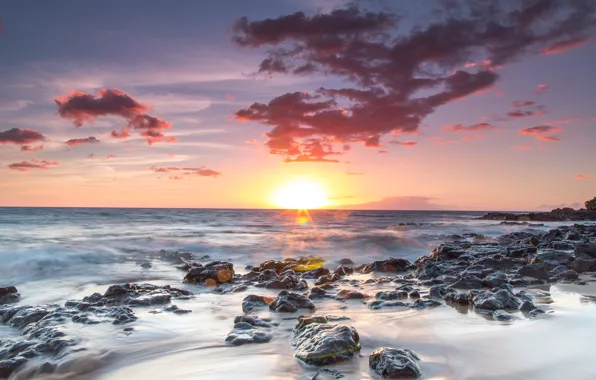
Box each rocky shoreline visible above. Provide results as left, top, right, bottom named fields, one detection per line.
left=480, top=207, right=596, bottom=222
left=1, top=224, right=596, bottom=379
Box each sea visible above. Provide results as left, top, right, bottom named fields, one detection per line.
left=0, top=207, right=595, bottom=380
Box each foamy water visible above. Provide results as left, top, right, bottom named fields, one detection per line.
left=1, top=208, right=595, bottom=379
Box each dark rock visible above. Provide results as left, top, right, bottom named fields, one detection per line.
left=575, top=243, right=596, bottom=259
left=241, top=295, right=274, bottom=313
left=0, top=287, right=20, bottom=305
left=430, top=244, right=466, bottom=261
left=473, top=289, right=521, bottom=311
left=333, top=265, right=354, bottom=276
left=8, top=307, right=50, bottom=329
left=429, top=285, right=454, bottom=299
left=519, top=301, right=536, bottom=313
left=369, top=347, right=422, bottom=379
left=336, top=290, right=368, bottom=300
left=412, top=261, right=443, bottom=279
left=492, top=310, right=514, bottom=321
left=408, top=291, right=420, bottom=299
left=570, top=254, right=596, bottom=273
left=359, top=258, right=410, bottom=274
left=450, top=275, right=484, bottom=290
left=0, top=357, right=28, bottom=379
left=375, top=291, right=408, bottom=301
left=269, top=291, right=315, bottom=313
left=307, top=287, right=327, bottom=300
left=183, top=261, right=235, bottom=285
left=234, top=315, right=275, bottom=328
left=164, top=305, right=192, bottom=314
left=312, top=368, right=345, bottom=380
left=291, top=323, right=360, bottom=366
left=338, top=258, right=355, bottom=265
left=225, top=322, right=272, bottom=345
left=517, top=264, right=550, bottom=280
left=315, top=273, right=341, bottom=286
left=444, top=292, right=470, bottom=306
left=483, top=272, right=508, bottom=288
left=301, top=268, right=330, bottom=279
left=411, top=299, right=442, bottom=309
left=564, top=231, right=582, bottom=241
left=528, top=308, right=546, bottom=318
left=368, top=300, right=408, bottom=310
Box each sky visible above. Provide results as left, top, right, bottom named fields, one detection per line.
left=0, top=0, right=595, bottom=211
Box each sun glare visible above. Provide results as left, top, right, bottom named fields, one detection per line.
left=272, top=179, right=329, bottom=210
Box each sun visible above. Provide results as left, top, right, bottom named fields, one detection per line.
left=271, top=179, right=329, bottom=210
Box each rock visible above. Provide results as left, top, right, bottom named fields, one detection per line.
left=555, top=269, right=579, bottom=281
left=450, top=275, right=484, bottom=290
left=260, top=274, right=308, bottom=291
left=483, top=272, right=508, bottom=288
left=409, top=291, right=420, bottom=299
left=315, top=273, right=341, bottom=286
left=292, top=323, right=360, bottom=366
left=301, top=268, right=330, bottom=279
left=269, top=291, right=315, bottom=313
left=8, top=307, right=50, bottom=329
left=369, top=347, right=422, bottom=379
left=375, top=291, right=408, bottom=301
left=473, top=289, right=521, bottom=311
left=564, top=231, right=582, bottom=241
left=430, top=244, right=466, bottom=261
left=368, top=300, right=408, bottom=310
left=519, top=301, right=536, bottom=312
left=333, top=265, right=354, bottom=276
left=183, top=261, right=235, bottom=285
left=575, top=243, right=596, bottom=259
left=225, top=322, right=272, bottom=345
left=444, top=292, right=470, bottom=306
left=163, top=305, right=192, bottom=314
left=234, top=315, right=275, bottom=328
left=312, top=368, right=345, bottom=379
left=307, top=287, right=327, bottom=300
left=338, top=258, right=355, bottom=265
left=492, top=310, right=514, bottom=321
left=0, top=357, right=28, bottom=378
left=570, top=254, right=596, bottom=273
left=0, top=287, right=20, bottom=305
left=517, top=264, right=550, bottom=280
left=535, top=251, right=574, bottom=266
left=429, top=285, right=453, bottom=299
left=242, top=295, right=274, bottom=313
left=140, top=262, right=152, bottom=269
left=336, top=290, right=368, bottom=300
left=528, top=308, right=546, bottom=318
left=412, top=261, right=443, bottom=279
left=411, top=299, right=442, bottom=309
left=359, top=258, right=410, bottom=274
left=295, top=316, right=329, bottom=330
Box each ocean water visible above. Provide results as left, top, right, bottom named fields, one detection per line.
left=1, top=207, right=595, bottom=380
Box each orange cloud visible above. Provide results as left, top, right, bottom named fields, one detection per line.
left=442, top=122, right=497, bottom=132
left=8, top=160, right=59, bottom=171
left=535, top=83, right=549, bottom=94
left=574, top=174, right=590, bottom=180
left=0, top=128, right=46, bottom=145
left=514, top=145, right=532, bottom=151
left=541, top=37, right=589, bottom=55
left=21, top=145, right=44, bottom=152
left=388, top=140, right=417, bottom=147
left=65, top=136, right=100, bottom=146
left=150, top=165, right=222, bottom=178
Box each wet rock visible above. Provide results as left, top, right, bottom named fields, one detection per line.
left=430, top=244, right=466, bottom=261
left=412, top=261, right=443, bottom=279
left=483, top=272, right=508, bottom=288
left=564, top=231, right=582, bottom=241
left=519, top=301, right=536, bottom=313
left=535, top=250, right=574, bottom=266
left=408, top=291, right=420, bottom=299
left=444, top=292, right=470, bottom=306
left=359, top=258, right=410, bottom=274
left=140, top=262, right=152, bottom=269
left=375, top=291, right=408, bottom=300
left=369, top=347, right=422, bottom=379
left=473, top=289, right=521, bottom=311
left=528, top=308, right=546, bottom=318
left=429, top=285, right=453, bottom=299
left=259, top=274, right=308, bottom=291
left=411, top=299, right=442, bottom=309
left=312, top=368, right=345, bottom=379
left=315, top=273, right=341, bottom=286
left=336, top=290, right=368, bottom=300
left=291, top=323, right=360, bottom=366
left=225, top=322, right=272, bottom=345
left=575, top=243, right=596, bottom=259
left=8, top=307, right=50, bottom=329
left=164, top=305, right=192, bottom=314
left=517, top=264, right=550, bottom=280
left=295, top=315, right=329, bottom=330
left=450, top=275, right=484, bottom=290
left=368, top=300, right=408, bottom=310
left=234, top=315, right=275, bottom=328
left=0, top=287, right=20, bottom=305
left=0, top=356, right=28, bottom=378
left=301, top=268, right=330, bottom=279
left=241, top=295, right=274, bottom=313
left=338, top=258, right=354, bottom=265
left=492, top=310, right=514, bottom=321
left=307, top=287, right=328, bottom=300
left=554, top=268, right=579, bottom=281
left=570, top=254, right=596, bottom=273
left=269, top=291, right=315, bottom=313
left=81, top=283, right=192, bottom=308
left=333, top=265, right=354, bottom=276
left=183, top=261, right=235, bottom=285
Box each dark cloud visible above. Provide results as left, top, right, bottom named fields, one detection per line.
left=520, top=125, right=562, bottom=141
left=442, top=122, right=497, bottom=132
left=0, top=128, right=46, bottom=145
left=388, top=140, right=417, bottom=147
left=21, top=145, right=44, bottom=152
left=8, top=160, right=59, bottom=171
left=65, top=136, right=100, bottom=146
left=512, top=100, right=536, bottom=107
left=507, top=110, right=535, bottom=118
left=150, top=165, right=222, bottom=178
left=233, top=1, right=596, bottom=161
left=55, top=89, right=175, bottom=145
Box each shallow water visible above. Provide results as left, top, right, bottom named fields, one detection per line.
left=1, top=207, right=595, bottom=379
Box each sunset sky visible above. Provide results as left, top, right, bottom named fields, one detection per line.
left=1, top=0, right=595, bottom=210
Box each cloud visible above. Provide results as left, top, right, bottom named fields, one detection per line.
left=8, top=160, right=59, bottom=171
left=65, top=136, right=100, bottom=146
left=514, top=145, right=533, bottom=151
left=378, top=150, right=389, bottom=154
left=442, top=122, right=497, bottom=132
left=0, top=128, right=46, bottom=145
left=520, top=125, right=562, bottom=141
left=232, top=2, right=595, bottom=161
left=21, top=145, right=44, bottom=152
left=512, top=101, right=536, bottom=108
left=340, top=196, right=444, bottom=210
left=507, top=110, right=535, bottom=118
left=546, top=116, right=581, bottom=124
left=388, top=140, right=417, bottom=147
left=150, top=165, right=221, bottom=178
left=535, top=83, right=549, bottom=94
left=345, top=171, right=364, bottom=176
left=105, top=155, right=117, bottom=159
left=575, top=174, right=590, bottom=180
left=55, top=89, right=175, bottom=145
left=541, top=37, right=590, bottom=55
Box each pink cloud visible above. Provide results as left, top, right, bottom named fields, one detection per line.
left=507, top=110, right=534, bottom=118
left=0, top=128, right=46, bottom=145
left=388, top=140, right=417, bottom=147
left=541, top=37, right=590, bottom=55
left=514, top=145, right=533, bottom=151
left=442, top=122, right=497, bottom=132
left=377, top=150, right=389, bottom=154
left=245, top=139, right=257, bottom=144
left=65, top=136, right=100, bottom=146
left=575, top=174, right=590, bottom=180
left=512, top=101, right=536, bottom=108
left=535, top=84, right=549, bottom=94
left=226, top=93, right=236, bottom=101
left=21, top=145, right=44, bottom=152
left=150, top=165, right=222, bottom=178
left=8, top=160, right=59, bottom=171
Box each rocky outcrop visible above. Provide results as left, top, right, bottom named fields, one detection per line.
left=291, top=322, right=360, bottom=366
left=0, top=287, right=20, bottom=305
left=183, top=261, right=235, bottom=285
left=480, top=208, right=596, bottom=222
left=358, top=258, right=411, bottom=273
left=369, top=347, right=422, bottom=379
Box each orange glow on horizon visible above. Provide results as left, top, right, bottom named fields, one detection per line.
left=271, top=178, right=329, bottom=210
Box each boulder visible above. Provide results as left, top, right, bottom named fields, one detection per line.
left=375, top=291, right=408, bottom=301
left=430, top=244, right=466, bottom=261
left=450, top=275, right=484, bottom=290
left=575, top=243, right=596, bottom=259
left=570, top=254, right=596, bottom=273
left=269, top=291, right=315, bottom=313
left=0, top=287, right=20, bottom=305
left=473, top=289, right=521, bottom=311
left=444, top=292, right=470, bottom=306
left=517, top=264, right=550, bottom=280
left=183, top=261, right=235, bottom=285
left=225, top=322, right=272, bottom=345
left=359, top=258, right=410, bottom=274
left=336, top=290, right=368, bottom=300
left=241, top=295, right=274, bottom=313
left=291, top=323, right=360, bottom=366
left=369, top=347, right=422, bottom=379
left=483, top=272, right=508, bottom=288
